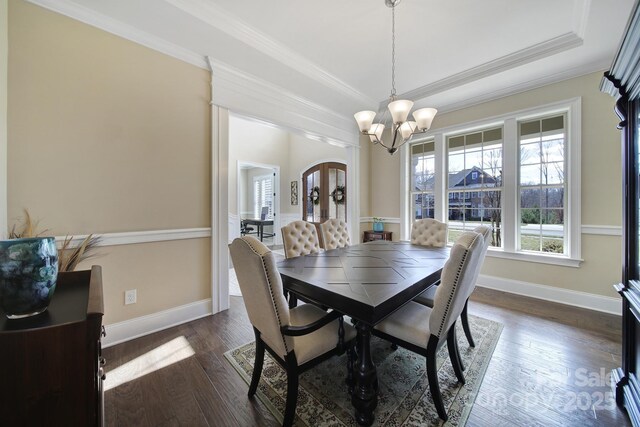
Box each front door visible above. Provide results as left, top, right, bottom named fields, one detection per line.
left=302, top=162, right=347, bottom=225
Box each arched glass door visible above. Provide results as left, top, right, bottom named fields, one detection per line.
left=302, top=162, right=347, bottom=224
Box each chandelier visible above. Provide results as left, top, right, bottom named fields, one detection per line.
left=354, top=0, right=437, bottom=155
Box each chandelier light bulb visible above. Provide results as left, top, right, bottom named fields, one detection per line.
left=369, top=123, right=385, bottom=143
left=399, top=121, right=416, bottom=140
left=354, top=110, right=377, bottom=133
left=413, top=108, right=438, bottom=131
left=388, top=99, right=414, bottom=124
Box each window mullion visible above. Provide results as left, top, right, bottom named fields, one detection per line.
left=502, top=118, right=518, bottom=252
left=434, top=133, right=446, bottom=222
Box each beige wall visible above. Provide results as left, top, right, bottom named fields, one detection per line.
left=8, top=1, right=211, bottom=324
left=0, top=0, right=6, bottom=238
left=368, top=72, right=623, bottom=297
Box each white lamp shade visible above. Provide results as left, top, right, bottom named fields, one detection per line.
left=413, top=107, right=437, bottom=131
left=399, top=121, right=416, bottom=140
left=388, top=99, right=414, bottom=124
left=354, top=110, right=377, bottom=133
left=369, top=123, right=385, bottom=143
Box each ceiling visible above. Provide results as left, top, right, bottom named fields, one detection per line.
left=27, top=0, right=637, bottom=142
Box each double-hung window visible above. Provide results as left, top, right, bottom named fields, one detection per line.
left=518, top=114, right=566, bottom=254
left=404, top=98, right=580, bottom=266
left=410, top=141, right=436, bottom=220
left=447, top=127, right=503, bottom=247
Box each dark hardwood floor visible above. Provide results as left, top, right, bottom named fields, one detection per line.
left=103, top=288, right=628, bottom=426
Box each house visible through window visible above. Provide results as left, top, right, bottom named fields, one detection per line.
left=253, top=174, right=273, bottom=220
left=405, top=99, right=580, bottom=266
left=447, top=127, right=503, bottom=247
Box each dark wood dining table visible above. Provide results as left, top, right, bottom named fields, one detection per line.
left=277, top=240, right=449, bottom=426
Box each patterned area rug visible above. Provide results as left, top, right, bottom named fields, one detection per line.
left=224, top=315, right=502, bottom=426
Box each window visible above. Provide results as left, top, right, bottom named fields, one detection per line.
left=447, top=127, right=502, bottom=247
left=410, top=141, right=436, bottom=220
left=404, top=98, right=581, bottom=267
left=253, top=174, right=273, bottom=219
left=518, top=114, right=566, bottom=254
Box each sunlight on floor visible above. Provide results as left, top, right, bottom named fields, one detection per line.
left=104, top=336, right=195, bottom=391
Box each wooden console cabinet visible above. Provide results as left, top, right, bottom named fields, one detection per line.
left=0, top=265, right=105, bottom=426
left=363, top=230, right=393, bottom=242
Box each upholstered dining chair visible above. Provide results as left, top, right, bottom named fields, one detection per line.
left=319, top=218, right=351, bottom=250
left=372, top=231, right=485, bottom=421
left=411, top=218, right=447, bottom=247
left=413, top=225, right=492, bottom=347
left=229, top=236, right=356, bottom=427
left=281, top=220, right=321, bottom=259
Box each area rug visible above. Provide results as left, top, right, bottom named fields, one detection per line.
left=224, top=315, right=502, bottom=426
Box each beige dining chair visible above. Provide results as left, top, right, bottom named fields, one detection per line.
left=229, top=236, right=356, bottom=427
left=372, top=231, right=485, bottom=421
left=413, top=225, right=492, bottom=347
left=281, top=220, right=321, bottom=259
left=411, top=218, right=447, bottom=247
left=319, top=218, right=351, bottom=250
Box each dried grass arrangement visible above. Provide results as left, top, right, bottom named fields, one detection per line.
left=8, top=209, right=102, bottom=272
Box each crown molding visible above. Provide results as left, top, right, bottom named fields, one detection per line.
left=436, top=59, right=610, bottom=115
left=164, top=0, right=376, bottom=107
left=386, top=32, right=585, bottom=108
left=207, top=57, right=358, bottom=146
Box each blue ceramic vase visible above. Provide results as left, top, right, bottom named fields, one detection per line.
left=0, top=237, right=58, bottom=318
left=373, top=222, right=384, bottom=232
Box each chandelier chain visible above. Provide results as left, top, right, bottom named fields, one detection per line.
left=391, top=4, right=396, bottom=99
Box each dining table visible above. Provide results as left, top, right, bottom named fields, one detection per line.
left=277, top=240, right=449, bottom=426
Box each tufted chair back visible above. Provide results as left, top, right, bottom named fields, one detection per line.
left=411, top=219, right=447, bottom=247
left=429, top=231, right=484, bottom=339
left=228, top=236, right=293, bottom=358
left=281, top=220, right=321, bottom=259
left=319, top=219, right=351, bottom=250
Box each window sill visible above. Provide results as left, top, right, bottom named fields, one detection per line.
left=485, top=248, right=583, bottom=268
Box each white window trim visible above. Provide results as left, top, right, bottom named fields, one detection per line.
left=401, top=97, right=582, bottom=267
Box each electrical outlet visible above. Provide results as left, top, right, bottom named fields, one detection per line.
left=125, top=289, right=137, bottom=305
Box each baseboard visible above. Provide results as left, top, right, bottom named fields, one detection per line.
left=102, top=299, right=213, bottom=348
left=477, top=274, right=621, bottom=315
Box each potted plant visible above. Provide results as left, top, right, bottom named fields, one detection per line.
left=373, top=217, right=385, bottom=232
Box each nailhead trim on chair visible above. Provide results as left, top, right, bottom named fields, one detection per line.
left=242, top=236, right=291, bottom=354
left=435, top=232, right=481, bottom=338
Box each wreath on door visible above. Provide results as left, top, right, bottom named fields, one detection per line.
left=331, top=185, right=346, bottom=205
left=309, top=186, right=320, bottom=205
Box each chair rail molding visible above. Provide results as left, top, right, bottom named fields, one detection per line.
left=54, top=228, right=211, bottom=248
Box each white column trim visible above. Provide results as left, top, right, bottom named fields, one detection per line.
left=581, top=225, right=622, bottom=236
left=209, top=58, right=230, bottom=315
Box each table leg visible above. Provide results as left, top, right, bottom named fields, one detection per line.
left=259, top=224, right=264, bottom=241
left=352, top=322, right=377, bottom=426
